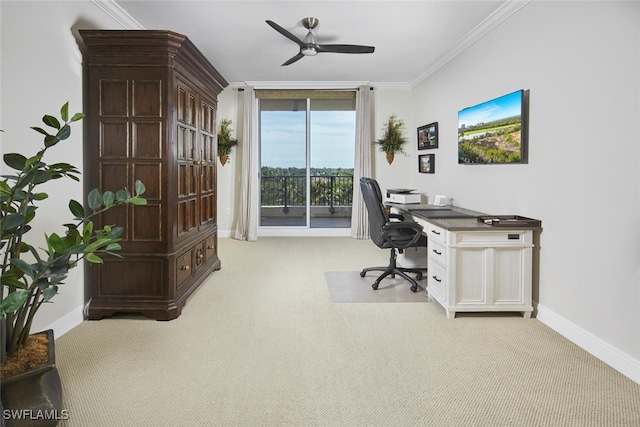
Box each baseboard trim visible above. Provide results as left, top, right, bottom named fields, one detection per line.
left=537, top=304, right=640, bottom=384
left=218, top=229, right=234, bottom=238
left=38, top=304, right=84, bottom=341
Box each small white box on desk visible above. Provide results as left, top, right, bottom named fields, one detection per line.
left=433, top=195, right=450, bottom=206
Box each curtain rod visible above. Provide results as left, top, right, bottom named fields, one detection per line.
left=237, top=87, right=373, bottom=92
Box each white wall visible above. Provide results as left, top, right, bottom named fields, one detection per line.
left=407, top=1, right=640, bottom=381
left=0, top=1, right=126, bottom=336
left=370, top=88, right=417, bottom=197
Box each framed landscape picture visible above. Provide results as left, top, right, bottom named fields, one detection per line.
left=418, top=154, right=435, bottom=174
left=417, top=122, right=438, bottom=150
left=458, top=89, right=529, bottom=164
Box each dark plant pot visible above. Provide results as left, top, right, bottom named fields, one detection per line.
left=219, top=154, right=228, bottom=166
left=1, top=329, right=63, bottom=427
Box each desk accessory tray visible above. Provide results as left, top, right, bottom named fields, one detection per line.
left=477, top=215, right=541, bottom=227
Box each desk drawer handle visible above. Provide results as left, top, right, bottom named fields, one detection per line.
left=430, top=230, right=441, bottom=235
left=181, top=265, right=190, bottom=271
left=432, top=249, right=442, bottom=255
left=432, top=276, right=442, bottom=283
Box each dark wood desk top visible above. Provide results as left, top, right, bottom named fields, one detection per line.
left=387, top=203, right=542, bottom=231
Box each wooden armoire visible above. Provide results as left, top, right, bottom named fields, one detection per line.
left=80, top=30, right=228, bottom=320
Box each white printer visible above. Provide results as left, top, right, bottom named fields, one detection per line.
left=385, top=188, right=421, bottom=204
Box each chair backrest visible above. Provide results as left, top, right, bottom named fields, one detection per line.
left=359, top=177, right=389, bottom=247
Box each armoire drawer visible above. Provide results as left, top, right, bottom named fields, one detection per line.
left=205, top=235, right=217, bottom=261
left=176, top=250, right=193, bottom=286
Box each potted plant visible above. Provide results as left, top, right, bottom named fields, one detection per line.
left=217, top=118, right=238, bottom=166
left=376, top=114, right=408, bottom=164
left=0, top=103, right=146, bottom=424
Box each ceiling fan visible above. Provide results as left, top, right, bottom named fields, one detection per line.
left=266, top=17, right=375, bottom=66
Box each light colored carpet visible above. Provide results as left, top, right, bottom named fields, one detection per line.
left=325, top=271, right=429, bottom=303
left=54, top=237, right=640, bottom=426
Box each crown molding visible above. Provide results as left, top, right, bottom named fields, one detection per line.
left=408, top=0, right=531, bottom=88
left=236, top=81, right=372, bottom=90
left=90, top=0, right=145, bottom=29
left=227, top=81, right=411, bottom=91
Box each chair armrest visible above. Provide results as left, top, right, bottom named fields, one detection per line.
left=389, top=213, right=405, bottom=221
left=381, top=221, right=424, bottom=248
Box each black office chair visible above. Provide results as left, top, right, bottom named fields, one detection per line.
left=359, top=177, right=427, bottom=292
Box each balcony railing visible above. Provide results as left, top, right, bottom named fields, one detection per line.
left=261, top=175, right=353, bottom=213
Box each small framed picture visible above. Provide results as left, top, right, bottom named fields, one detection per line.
left=418, top=154, right=435, bottom=174
left=417, top=122, right=438, bottom=150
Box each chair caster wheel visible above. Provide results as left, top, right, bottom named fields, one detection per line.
left=410, top=285, right=418, bottom=293
left=372, top=283, right=379, bottom=290
left=360, top=271, right=366, bottom=277
left=416, top=273, right=423, bottom=281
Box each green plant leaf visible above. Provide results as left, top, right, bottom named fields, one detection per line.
left=63, top=225, right=82, bottom=247
left=44, top=134, right=58, bottom=147
left=115, top=189, right=129, bottom=202
left=128, top=197, right=147, bottom=206
left=85, top=252, right=103, bottom=264
left=47, top=232, right=66, bottom=253
left=105, top=243, right=121, bottom=251
left=135, top=179, right=146, bottom=195
left=83, top=221, right=94, bottom=244
left=43, top=114, right=61, bottom=130
left=2, top=213, right=25, bottom=230
left=57, top=124, right=71, bottom=141
left=4, top=153, right=27, bottom=170
left=69, top=199, right=85, bottom=218
left=1, top=289, right=29, bottom=315
left=88, top=188, right=103, bottom=211
left=107, top=226, right=123, bottom=239
left=30, top=126, right=51, bottom=137
left=1, top=269, right=26, bottom=288
left=10, top=258, right=35, bottom=279
left=85, top=237, right=113, bottom=253
left=103, top=191, right=115, bottom=207
left=61, top=102, right=69, bottom=122
left=0, top=180, right=11, bottom=195
left=42, top=285, right=58, bottom=301
left=70, top=112, right=84, bottom=122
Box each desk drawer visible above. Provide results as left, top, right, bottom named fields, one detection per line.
left=427, top=224, right=446, bottom=244
left=427, top=259, right=446, bottom=300
left=451, top=230, right=533, bottom=246
left=428, top=240, right=446, bottom=266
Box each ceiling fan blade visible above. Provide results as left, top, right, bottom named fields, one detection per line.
left=266, top=20, right=306, bottom=49
left=282, top=52, right=305, bottom=66
left=317, top=44, right=375, bottom=54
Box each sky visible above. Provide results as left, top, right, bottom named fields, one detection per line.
left=260, top=110, right=355, bottom=169
left=458, top=90, right=522, bottom=128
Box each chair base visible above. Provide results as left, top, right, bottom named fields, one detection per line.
left=360, top=248, right=425, bottom=293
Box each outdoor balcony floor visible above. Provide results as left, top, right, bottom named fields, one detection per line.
left=260, top=216, right=351, bottom=228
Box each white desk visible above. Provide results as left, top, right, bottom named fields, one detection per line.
left=390, top=204, right=540, bottom=319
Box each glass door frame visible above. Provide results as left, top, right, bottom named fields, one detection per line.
left=258, top=97, right=352, bottom=237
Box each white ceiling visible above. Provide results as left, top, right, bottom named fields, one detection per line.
left=112, top=1, right=521, bottom=87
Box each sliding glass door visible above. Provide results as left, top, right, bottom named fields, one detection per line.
left=260, top=98, right=308, bottom=226
left=259, top=95, right=355, bottom=229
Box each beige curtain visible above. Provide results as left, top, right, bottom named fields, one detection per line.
left=350, top=85, right=372, bottom=239
left=234, top=87, right=259, bottom=241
